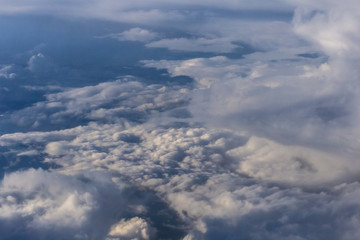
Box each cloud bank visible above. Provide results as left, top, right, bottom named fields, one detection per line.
left=1, top=0, right=360, bottom=239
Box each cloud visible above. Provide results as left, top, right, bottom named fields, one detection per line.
left=106, top=28, right=159, bottom=43
left=0, top=77, right=190, bottom=132
left=2, top=75, right=360, bottom=239
left=27, top=53, right=59, bottom=79
left=0, top=0, right=293, bottom=17
left=228, top=136, right=356, bottom=186
left=144, top=56, right=250, bottom=88
left=141, top=0, right=360, bottom=188
left=2, top=0, right=360, bottom=239
left=164, top=172, right=360, bottom=240
left=291, top=0, right=360, bottom=58
left=0, top=167, right=179, bottom=239
left=3, top=121, right=360, bottom=239
left=0, top=65, right=16, bottom=79
left=45, top=141, right=71, bottom=156
left=107, top=217, right=154, bottom=240
left=146, top=37, right=237, bottom=53
left=0, top=168, right=123, bottom=239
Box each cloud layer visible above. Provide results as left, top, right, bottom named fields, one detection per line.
left=1, top=0, right=360, bottom=239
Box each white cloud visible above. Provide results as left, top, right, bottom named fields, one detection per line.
left=144, top=56, right=250, bottom=88
left=2, top=88, right=360, bottom=239
left=0, top=169, right=97, bottom=234
left=168, top=175, right=360, bottom=239
left=292, top=1, right=360, bottom=58
left=17, top=149, right=39, bottom=156
left=107, top=28, right=158, bottom=43
left=0, top=65, right=16, bottom=79
left=45, top=141, right=71, bottom=156
left=142, top=34, right=360, bottom=188
left=107, top=217, right=153, bottom=240
left=0, top=168, right=160, bottom=239
left=0, top=77, right=190, bottom=131
left=228, top=136, right=356, bottom=186
left=2, top=0, right=360, bottom=239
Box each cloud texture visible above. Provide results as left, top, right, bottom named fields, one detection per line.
left=1, top=0, right=360, bottom=239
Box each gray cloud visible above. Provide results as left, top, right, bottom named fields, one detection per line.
left=146, top=37, right=237, bottom=53
left=0, top=1, right=294, bottom=17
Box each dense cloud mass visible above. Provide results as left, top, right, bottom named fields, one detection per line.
left=1, top=0, right=360, bottom=239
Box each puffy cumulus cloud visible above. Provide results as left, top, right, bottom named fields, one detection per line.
left=106, top=28, right=159, bottom=43
left=143, top=47, right=360, bottom=191
left=0, top=76, right=190, bottom=132
left=106, top=217, right=154, bottom=240
left=0, top=168, right=128, bottom=239
left=143, top=0, right=360, bottom=166
left=0, top=169, right=96, bottom=227
left=228, top=136, right=357, bottom=186
left=146, top=37, right=237, bottom=53
left=0, top=122, right=245, bottom=238
left=136, top=2, right=360, bottom=237
left=3, top=113, right=360, bottom=239
left=45, top=141, right=72, bottom=156
left=3, top=90, right=360, bottom=239
left=0, top=120, right=245, bottom=179
left=175, top=177, right=360, bottom=240
left=144, top=54, right=335, bottom=121
left=2, top=0, right=360, bottom=239
left=144, top=56, right=251, bottom=88
left=3, top=44, right=360, bottom=238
